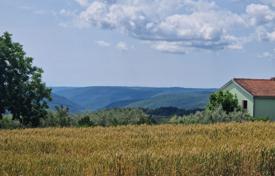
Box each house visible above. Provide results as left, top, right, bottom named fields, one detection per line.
left=221, top=78, right=275, bottom=119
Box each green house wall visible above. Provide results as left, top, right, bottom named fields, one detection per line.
left=222, top=80, right=275, bottom=119
left=222, top=81, right=254, bottom=116
left=254, top=98, right=275, bottom=120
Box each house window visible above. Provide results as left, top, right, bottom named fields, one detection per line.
left=242, top=100, right=248, bottom=110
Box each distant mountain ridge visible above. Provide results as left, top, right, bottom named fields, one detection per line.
left=49, top=86, right=216, bottom=112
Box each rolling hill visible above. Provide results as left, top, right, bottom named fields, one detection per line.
left=49, top=94, right=83, bottom=113
left=126, top=92, right=212, bottom=109
left=49, top=87, right=216, bottom=112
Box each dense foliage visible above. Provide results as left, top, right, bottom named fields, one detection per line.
left=143, top=107, right=203, bottom=123
left=41, top=106, right=75, bottom=127
left=0, top=123, right=274, bottom=175
left=207, top=91, right=241, bottom=113
left=0, top=115, right=21, bottom=129
left=1, top=105, right=269, bottom=129
left=169, top=106, right=253, bottom=124
left=76, top=108, right=154, bottom=127
left=0, top=106, right=204, bottom=129
left=0, top=32, right=51, bottom=126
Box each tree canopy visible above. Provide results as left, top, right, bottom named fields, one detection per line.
left=207, top=91, right=241, bottom=113
left=0, top=32, right=51, bottom=126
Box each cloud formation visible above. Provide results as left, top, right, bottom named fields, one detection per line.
left=246, top=3, right=275, bottom=25
left=246, top=3, right=275, bottom=43
left=151, top=42, right=188, bottom=54
left=95, top=40, right=111, bottom=47
left=70, top=0, right=275, bottom=54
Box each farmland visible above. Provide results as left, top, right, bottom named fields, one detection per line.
left=0, top=122, right=275, bottom=176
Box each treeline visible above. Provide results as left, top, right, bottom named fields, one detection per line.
left=0, top=107, right=203, bottom=129
left=1, top=106, right=270, bottom=129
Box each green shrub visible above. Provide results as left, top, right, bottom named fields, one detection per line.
left=169, top=106, right=251, bottom=124
left=41, top=106, right=76, bottom=127
left=0, top=115, right=22, bottom=129
left=76, top=108, right=154, bottom=127
left=207, top=91, right=241, bottom=113
left=78, top=116, right=95, bottom=127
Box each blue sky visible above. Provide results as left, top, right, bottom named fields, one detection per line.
left=0, top=0, right=275, bottom=88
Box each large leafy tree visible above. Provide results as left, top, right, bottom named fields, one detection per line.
left=207, top=91, right=241, bottom=113
left=0, top=32, right=51, bottom=126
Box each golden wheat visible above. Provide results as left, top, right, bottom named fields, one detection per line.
left=0, top=122, right=274, bottom=176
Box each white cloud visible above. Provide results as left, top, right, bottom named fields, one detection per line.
left=116, top=42, right=128, bottom=51
left=95, top=40, right=111, bottom=47
left=75, top=0, right=246, bottom=53
left=151, top=42, right=188, bottom=54
left=254, top=14, right=275, bottom=42
left=246, top=3, right=275, bottom=25
left=79, top=1, right=145, bottom=30
left=265, top=30, right=275, bottom=42
left=258, top=29, right=275, bottom=41
left=95, top=40, right=131, bottom=51
left=64, top=0, right=275, bottom=54
left=152, top=11, right=244, bottom=45
left=246, top=3, right=275, bottom=43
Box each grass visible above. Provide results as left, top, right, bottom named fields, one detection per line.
left=0, top=122, right=275, bottom=176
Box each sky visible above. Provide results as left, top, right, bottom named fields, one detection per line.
left=0, top=0, right=275, bottom=88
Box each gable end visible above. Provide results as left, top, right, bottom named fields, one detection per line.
left=221, top=79, right=254, bottom=98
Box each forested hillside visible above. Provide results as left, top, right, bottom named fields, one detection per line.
left=50, top=87, right=216, bottom=112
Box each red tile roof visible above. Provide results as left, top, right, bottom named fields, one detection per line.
left=234, top=78, right=275, bottom=97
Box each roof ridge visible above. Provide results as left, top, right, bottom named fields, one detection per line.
left=233, top=78, right=271, bottom=81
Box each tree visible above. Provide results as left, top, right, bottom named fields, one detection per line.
left=207, top=91, right=240, bottom=113
left=54, top=106, right=71, bottom=127
left=0, top=32, right=51, bottom=126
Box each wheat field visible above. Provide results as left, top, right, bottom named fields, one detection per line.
left=0, top=122, right=275, bottom=176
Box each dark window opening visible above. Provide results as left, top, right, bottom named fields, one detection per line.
left=242, top=100, right=248, bottom=110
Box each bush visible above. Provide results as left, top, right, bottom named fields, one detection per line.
left=78, top=116, right=95, bottom=127
left=169, top=106, right=252, bottom=124
left=143, top=107, right=203, bottom=123
left=41, top=106, right=76, bottom=127
left=207, top=91, right=241, bottom=113
left=0, top=115, right=22, bottom=129
left=76, top=108, right=154, bottom=127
